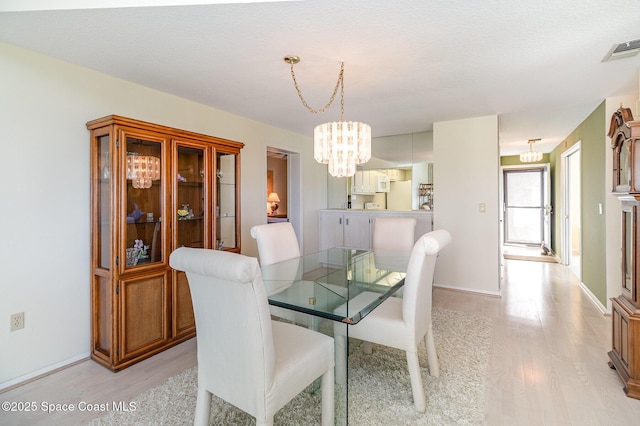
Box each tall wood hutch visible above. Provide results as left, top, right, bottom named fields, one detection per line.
left=608, top=107, right=640, bottom=398
left=87, top=115, right=243, bottom=371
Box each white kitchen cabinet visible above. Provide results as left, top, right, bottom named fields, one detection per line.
left=319, top=211, right=372, bottom=250
left=351, top=170, right=377, bottom=195
left=344, top=214, right=372, bottom=249
left=319, top=210, right=433, bottom=251
left=385, top=169, right=406, bottom=181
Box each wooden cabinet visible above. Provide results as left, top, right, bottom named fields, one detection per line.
left=87, top=115, right=243, bottom=371
left=608, top=107, right=640, bottom=398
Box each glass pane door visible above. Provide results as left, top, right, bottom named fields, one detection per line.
left=504, top=169, right=544, bottom=245
left=623, top=206, right=634, bottom=294
left=124, top=136, right=164, bottom=269
left=176, top=144, right=206, bottom=248
left=216, top=152, right=236, bottom=250
left=97, top=134, right=111, bottom=269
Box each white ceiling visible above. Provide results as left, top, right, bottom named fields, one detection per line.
left=2, top=0, right=640, bottom=157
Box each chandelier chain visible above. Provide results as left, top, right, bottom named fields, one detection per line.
left=289, top=61, right=344, bottom=117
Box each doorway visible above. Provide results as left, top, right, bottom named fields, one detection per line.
left=561, top=142, right=581, bottom=279
left=503, top=165, right=551, bottom=248
left=266, top=146, right=302, bottom=247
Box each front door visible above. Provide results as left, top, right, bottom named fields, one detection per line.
left=503, top=166, right=550, bottom=247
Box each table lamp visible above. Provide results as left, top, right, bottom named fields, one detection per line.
left=268, top=192, right=280, bottom=215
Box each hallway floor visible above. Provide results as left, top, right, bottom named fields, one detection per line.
left=434, top=258, right=639, bottom=425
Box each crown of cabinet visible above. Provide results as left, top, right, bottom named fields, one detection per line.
left=610, top=107, right=640, bottom=195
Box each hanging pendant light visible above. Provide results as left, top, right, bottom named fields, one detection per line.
left=285, top=55, right=371, bottom=177
left=520, top=139, right=543, bottom=163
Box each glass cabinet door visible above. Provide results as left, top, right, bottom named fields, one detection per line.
left=123, top=135, right=164, bottom=270
left=96, top=133, right=112, bottom=269
left=175, top=144, right=206, bottom=248
left=623, top=207, right=633, bottom=294
left=216, top=152, right=237, bottom=250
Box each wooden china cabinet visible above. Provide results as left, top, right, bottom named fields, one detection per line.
left=87, top=115, right=243, bottom=371
left=608, top=107, right=640, bottom=398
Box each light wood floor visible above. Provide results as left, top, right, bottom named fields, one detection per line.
left=2, top=258, right=640, bottom=425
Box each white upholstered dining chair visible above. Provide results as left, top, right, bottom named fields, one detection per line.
left=250, top=222, right=309, bottom=324
left=169, top=247, right=334, bottom=426
left=250, top=222, right=301, bottom=265
left=372, top=216, right=417, bottom=251
left=366, top=216, right=418, bottom=353
left=333, top=229, right=451, bottom=412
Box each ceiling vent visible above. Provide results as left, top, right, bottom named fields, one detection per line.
left=602, top=39, right=640, bottom=62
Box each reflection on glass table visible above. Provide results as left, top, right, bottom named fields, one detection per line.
left=261, top=247, right=410, bottom=324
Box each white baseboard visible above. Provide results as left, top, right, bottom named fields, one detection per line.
left=0, top=351, right=90, bottom=392
left=578, top=281, right=608, bottom=315
left=434, top=283, right=501, bottom=297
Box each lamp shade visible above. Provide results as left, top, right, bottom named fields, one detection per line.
left=520, top=150, right=543, bottom=163
left=267, top=192, right=280, bottom=203
left=520, top=139, right=543, bottom=163
left=314, top=121, right=371, bottom=178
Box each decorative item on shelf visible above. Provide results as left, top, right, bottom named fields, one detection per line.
left=135, top=239, right=149, bottom=259
left=101, top=154, right=110, bottom=179
left=177, top=207, right=189, bottom=219
left=267, top=192, right=280, bottom=215
left=418, top=183, right=433, bottom=210
left=177, top=173, right=187, bottom=182
left=520, top=139, right=543, bottom=163
left=216, top=239, right=224, bottom=250
left=178, top=204, right=194, bottom=219
left=126, top=239, right=149, bottom=266
left=216, top=169, right=223, bottom=180
left=126, top=248, right=140, bottom=266
left=126, top=202, right=145, bottom=223
left=126, top=152, right=161, bottom=188
left=284, top=55, right=371, bottom=178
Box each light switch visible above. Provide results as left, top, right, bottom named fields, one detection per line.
left=598, top=203, right=603, bottom=215
left=479, top=203, right=486, bottom=213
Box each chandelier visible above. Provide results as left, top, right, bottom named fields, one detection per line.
left=285, top=55, right=371, bottom=177
left=520, top=139, right=543, bottom=163
left=126, top=153, right=161, bottom=188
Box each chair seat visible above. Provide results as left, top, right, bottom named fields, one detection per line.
left=270, top=321, right=335, bottom=411
left=335, top=292, right=409, bottom=350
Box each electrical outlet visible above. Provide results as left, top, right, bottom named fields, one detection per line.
left=10, top=312, right=24, bottom=331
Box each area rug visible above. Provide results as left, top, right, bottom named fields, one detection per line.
left=87, top=307, right=492, bottom=425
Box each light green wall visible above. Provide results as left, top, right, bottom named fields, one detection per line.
left=550, top=101, right=607, bottom=305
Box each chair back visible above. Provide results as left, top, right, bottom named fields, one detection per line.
left=373, top=216, right=417, bottom=251
left=402, top=230, right=451, bottom=343
left=251, top=222, right=301, bottom=266
left=169, top=247, right=274, bottom=416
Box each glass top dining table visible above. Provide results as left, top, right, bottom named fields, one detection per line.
left=261, top=247, right=411, bottom=325
left=261, top=247, right=411, bottom=425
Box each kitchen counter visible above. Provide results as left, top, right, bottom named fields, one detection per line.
left=318, top=209, right=433, bottom=250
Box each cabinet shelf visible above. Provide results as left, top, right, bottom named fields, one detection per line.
left=177, top=181, right=204, bottom=187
